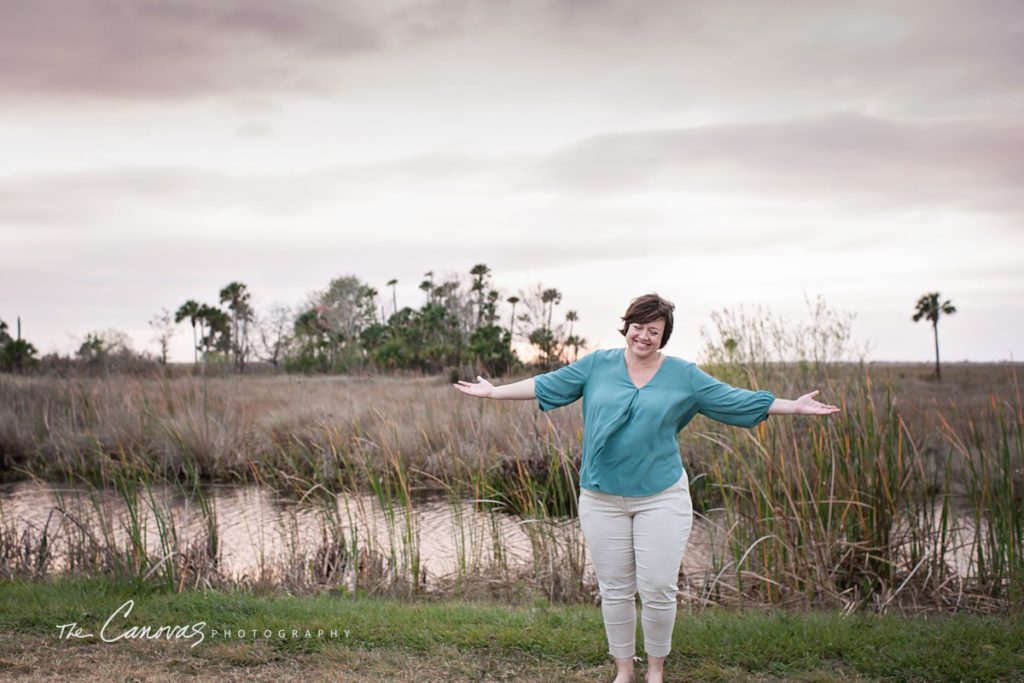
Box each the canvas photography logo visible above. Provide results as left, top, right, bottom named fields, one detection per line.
left=55, top=598, right=349, bottom=649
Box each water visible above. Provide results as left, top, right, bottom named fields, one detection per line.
left=0, top=482, right=502, bottom=582
left=8, top=480, right=975, bottom=603
left=0, top=481, right=724, bottom=593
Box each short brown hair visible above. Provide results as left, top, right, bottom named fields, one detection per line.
left=619, top=293, right=675, bottom=348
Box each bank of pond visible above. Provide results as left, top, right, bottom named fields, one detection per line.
left=1, top=577, right=1022, bottom=682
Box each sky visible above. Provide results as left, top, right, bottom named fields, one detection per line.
left=1, top=0, right=1022, bottom=363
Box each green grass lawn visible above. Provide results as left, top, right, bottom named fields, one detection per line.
left=1, top=579, right=1022, bottom=681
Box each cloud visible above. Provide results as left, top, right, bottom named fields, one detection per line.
left=0, top=153, right=521, bottom=232
left=4, top=111, right=1021, bottom=273
left=530, top=114, right=1024, bottom=213
left=2, top=0, right=1021, bottom=118
left=0, top=0, right=379, bottom=99
left=382, top=0, right=1024, bottom=118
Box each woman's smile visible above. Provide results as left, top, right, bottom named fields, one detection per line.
left=626, top=320, right=664, bottom=358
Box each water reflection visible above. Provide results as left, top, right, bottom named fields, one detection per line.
left=5, top=480, right=975, bottom=605
left=0, top=481, right=727, bottom=592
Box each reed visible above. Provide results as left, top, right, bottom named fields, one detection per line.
left=942, top=390, right=1024, bottom=608
left=687, top=365, right=1023, bottom=614
left=0, top=363, right=1021, bottom=612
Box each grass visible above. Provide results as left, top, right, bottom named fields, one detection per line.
left=1, top=577, right=1023, bottom=681
left=0, top=362, right=1021, bottom=614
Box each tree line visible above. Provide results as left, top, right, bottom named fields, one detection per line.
left=0, top=264, right=583, bottom=376
left=165, top=265, right=585, bottom=376
left=1, top=283, right=957, bottom=377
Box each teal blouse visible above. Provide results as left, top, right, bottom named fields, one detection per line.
left=534, top=348, right=775, bottom=496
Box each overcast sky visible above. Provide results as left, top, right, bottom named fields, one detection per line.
left=2, top=0, right=1022, bottom=363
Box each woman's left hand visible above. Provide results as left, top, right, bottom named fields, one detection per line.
left=793, top=390, right=840, bottom=415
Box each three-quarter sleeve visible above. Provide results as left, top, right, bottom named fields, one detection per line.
left=690, top=365, right=775, bottom=428
left=534, top=352, right=595, bottom=412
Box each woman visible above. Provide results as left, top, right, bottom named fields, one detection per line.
left=454, top=293, right=839, bottom=683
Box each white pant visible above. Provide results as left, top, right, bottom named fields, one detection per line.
left=578, top=473, right=693, bottom=659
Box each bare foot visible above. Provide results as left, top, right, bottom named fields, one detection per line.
left=645, top=654, right=665, bottom=683
left=611, top=658, right=634, bottom=683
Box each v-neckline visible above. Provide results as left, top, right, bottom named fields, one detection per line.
left=622, top=348, right=666, bottom=390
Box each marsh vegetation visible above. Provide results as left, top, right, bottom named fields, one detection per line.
left=0, top=358, right=1020, bottom=615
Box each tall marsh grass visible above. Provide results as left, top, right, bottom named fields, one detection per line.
left=1, top=362, right=1021, bottom=612
left=685, top=365, right=1023, bottom=614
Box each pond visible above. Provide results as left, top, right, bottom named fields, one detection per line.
left=3, top=479, right=982, bottom=609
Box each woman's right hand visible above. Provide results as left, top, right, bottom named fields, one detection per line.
left=453, top=375, right=495, bottom=398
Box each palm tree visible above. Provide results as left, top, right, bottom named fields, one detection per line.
left=386, top=279, right=398, bottom=317
left=470, top=264, right=491, bottom=326
left=197, top=304, right=230, bottom=374
left=174, top=299, right=202, bottom=367
left=565, top=310, right=579, bottom=361
left=565, top=310, right=578, bottom=338
left=506, top=296, right=520, bottom=338
left=912, top=292, right=956, bottom=380
left=219, top=282, right=252, bottom=372
left=565, top=334, right=585, bottom=362
left=542, top=288, right=562, bottom=332
left=421, top=271, right=435, bottom=305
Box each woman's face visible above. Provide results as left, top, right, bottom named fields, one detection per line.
left=625, top=318, right=666, bottom=358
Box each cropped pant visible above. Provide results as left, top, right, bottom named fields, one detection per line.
left=578, top=473, right=693, bottom=659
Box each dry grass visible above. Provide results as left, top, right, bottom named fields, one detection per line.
left=0, top=373, right=582, bottom=487
left=0, top=362, right=1021, bottom=613
left=0, top=633, right=610, bottom=682
left=1, top=363, right=1018, bottom=487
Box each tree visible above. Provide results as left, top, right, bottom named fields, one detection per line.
left=378, top=271, right=472, bottom=373
left=482, top=290, right=500, bottom=326
left=470, top=323, right=517, bottom=376
left=149, top=307, right=177, bottom=365
left=219, top=281, right=253, bottom=373
left=912, top=292, right=956, bottom=380
left=470, top=263, right=491, bottom=326
left=528, top=327, right=558, bottom=367
left=0, top=339, right=37, bottom=372
left=565, top=310, right=584, bottom=361
left=373, top=306, right=421, bottom=370
left=75, top=329, right=136, bottom=373
left=565, top=310, right=578, bottom=339
left=506, top=296, right=520, bottom=339
left=288, top=307, right=332, bottom=373
left=196, top=305, right=231, bottom=373
left=419, top=297, right=463, bottom=371
left=420, top=271, right=435, bottom=306
left=542, top=288, right=562, bottom=332
left=386, top=278, right=398, bottom=317
left=518, top=284, right=566, bottom=367
left=76, top=332, right=106, bottom=363
left=309, top=276, right=379, bottom=371
left=174, top=300, right=202, bottom=368
left=254, top=304, right=292, bottom=369
left=0, top=318, right=37, bottom=372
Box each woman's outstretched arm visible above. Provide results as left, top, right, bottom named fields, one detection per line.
left=453, top=376, right=536, bottom=400
left=767, top=390, right=840, bottom=416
